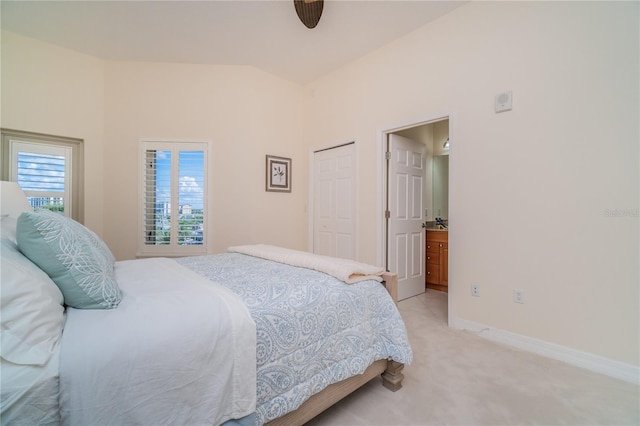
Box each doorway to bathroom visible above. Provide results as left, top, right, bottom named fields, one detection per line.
left=380, top=115, right=451, bottom=323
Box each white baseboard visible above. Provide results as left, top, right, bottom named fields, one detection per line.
left=451, top=317, right=640, bottom=386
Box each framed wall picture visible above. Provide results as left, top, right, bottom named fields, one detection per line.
left=266, top=155, right=292, bottom=193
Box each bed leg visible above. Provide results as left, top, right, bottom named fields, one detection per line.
left=381, top=360, right=405, bottom=391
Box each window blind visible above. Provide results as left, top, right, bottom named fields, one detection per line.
left=18, top=151, right=66, bottom=213
left=9, top=141, right=71, bottom=216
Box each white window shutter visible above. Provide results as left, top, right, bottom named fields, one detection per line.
left=139, top=141, right=208, bottom=257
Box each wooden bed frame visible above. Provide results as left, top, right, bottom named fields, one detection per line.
left=266, top=271, right=405, bottom=426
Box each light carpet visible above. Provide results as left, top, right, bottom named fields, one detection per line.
left=307, top=290, right=639, bottom=426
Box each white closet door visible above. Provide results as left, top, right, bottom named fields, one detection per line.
left=313, top=143, right=356, bottom=260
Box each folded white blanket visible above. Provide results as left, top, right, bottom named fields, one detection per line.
left=228, top=244, right=384, bottom=284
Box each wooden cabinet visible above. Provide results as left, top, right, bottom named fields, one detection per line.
left=426, top=230, right=448, bottom=292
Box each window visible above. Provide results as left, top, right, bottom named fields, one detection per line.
left=139, top=140, right=208, bottom=257
left=1, top=129, right=84, bottom=221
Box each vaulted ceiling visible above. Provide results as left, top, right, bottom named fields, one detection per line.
left=1, top=1, right=465, bottom=84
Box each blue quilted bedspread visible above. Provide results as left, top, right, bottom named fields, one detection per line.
left=177, top=253, right=413, bottom=425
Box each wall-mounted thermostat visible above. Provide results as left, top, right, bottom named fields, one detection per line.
left=495, top=91, right=513, bottom=113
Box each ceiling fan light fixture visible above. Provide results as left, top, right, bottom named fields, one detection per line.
left=294, top=0, right=324, bottom=29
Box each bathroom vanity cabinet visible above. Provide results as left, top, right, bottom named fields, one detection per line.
left=426, top=230, right=448, bottom=292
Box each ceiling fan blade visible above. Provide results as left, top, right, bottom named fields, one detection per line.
left=294, top=0, right=324, bottom=29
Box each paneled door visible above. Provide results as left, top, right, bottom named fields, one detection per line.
left=313, top=143, right=356, bottom=260
left=388, top=134, right=425, bottom=300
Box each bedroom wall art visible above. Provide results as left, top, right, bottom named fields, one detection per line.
left=266, top=155, right=291, bottom=193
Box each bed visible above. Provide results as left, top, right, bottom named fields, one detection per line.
left=0, top=181, right=412, bottom=425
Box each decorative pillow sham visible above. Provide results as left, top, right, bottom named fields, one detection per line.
left=17, top=210, right=121, bottom=309
left=0, top=236, right=65, bottom=366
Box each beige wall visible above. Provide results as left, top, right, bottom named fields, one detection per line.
left=304, top=1, right=639, bottom=365
left=1, top=31, right=106, bottom=235
left=102, top=61, right=307, bottom=259
left=1, top=32, right=308, bottom=260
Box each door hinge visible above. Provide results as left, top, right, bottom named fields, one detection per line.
left=385, top=151, right=391, bottom=160
left=385, top=210, right=391, bottom=219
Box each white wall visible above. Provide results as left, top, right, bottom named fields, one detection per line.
left=1, top=31, right=106, bottom=235
left=304, top=2, right=639, bottom=366
left=103, top=61, right=307, bottom=259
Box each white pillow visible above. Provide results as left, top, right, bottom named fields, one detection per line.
left=1, top=215, right=17, bottom=244
left=0, top=237, right=65, bottom=366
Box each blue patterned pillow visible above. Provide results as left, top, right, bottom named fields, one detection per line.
left=17, top=210, right=121, bottom=309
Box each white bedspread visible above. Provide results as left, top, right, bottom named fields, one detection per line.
left=0, top=354, right=60, bottom=425
left=228, top=244, right=385, bottom=284
left=59, top=257, right=256, bottom=426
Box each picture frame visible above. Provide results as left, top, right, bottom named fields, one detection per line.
left=266, top=155, right=292, bottom=193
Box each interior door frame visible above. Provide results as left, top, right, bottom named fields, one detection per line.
left=308, top=139, right=359, bottom=259
left=377, top=113, right=453, bottom=326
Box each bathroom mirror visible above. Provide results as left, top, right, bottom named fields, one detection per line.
left=433, top=154, right=449, bottom=220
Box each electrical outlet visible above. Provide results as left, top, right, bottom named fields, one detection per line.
left=513, top=289, right=525, bottom=304
left=471, top=284, right=480, bottom=297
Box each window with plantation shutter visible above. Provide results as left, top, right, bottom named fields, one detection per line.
left=139, top=141, right=208, bottom=257
left=1, top=129, right=83, bottom=221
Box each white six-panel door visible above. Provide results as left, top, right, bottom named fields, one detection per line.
left=388, top=134, right=426, bottom=300
left=313, top=143, right=356, bottom=260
